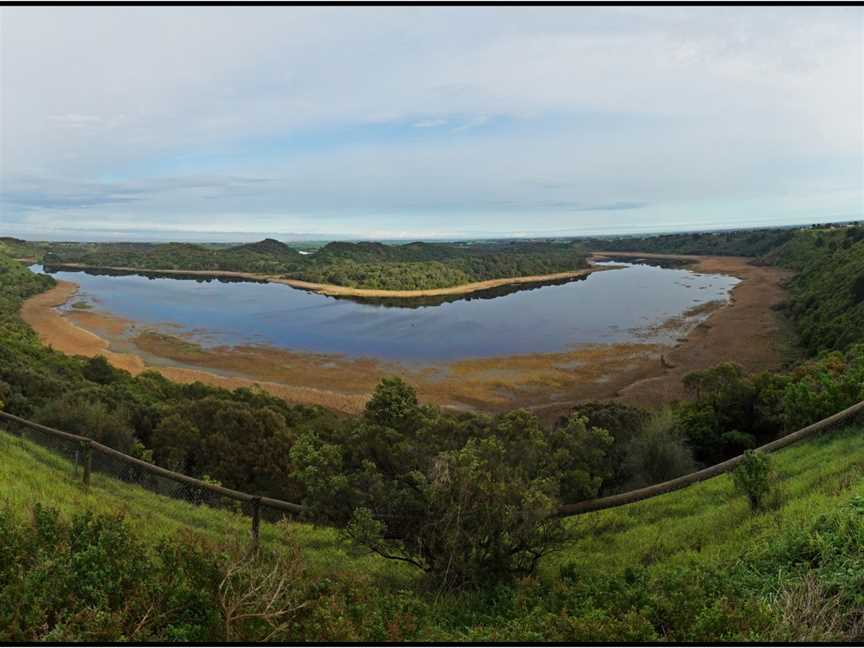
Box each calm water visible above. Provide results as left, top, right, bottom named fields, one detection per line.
left=32, top=263, right=738, bottom=362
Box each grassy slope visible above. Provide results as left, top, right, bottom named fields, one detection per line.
left=4, top=419, right=863, bottom=588
left=0, top=429, right=414, bottom=585
left=547, top=422, right=864, bottom=579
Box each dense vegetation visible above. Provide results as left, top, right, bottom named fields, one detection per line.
left=3, top=418, right=864, bottom=641
left=44, top=239, right=305, bottom=275
left=40, top=239, right=590, bottom=291
left=3, top=222, right=864, bottom=640
left=765, top=226, right=864, bottom=354
left=583, top=226, right=799, bottom=257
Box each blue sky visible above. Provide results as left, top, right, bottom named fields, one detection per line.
left=1, top=6, right=862, bottom=241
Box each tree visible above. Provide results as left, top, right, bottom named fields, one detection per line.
left=82, top=355, right=124, bottom=385
left=292, top=378, right=613, bottom=588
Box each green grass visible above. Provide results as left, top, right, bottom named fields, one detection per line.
left=0, top=428, right=416, bottom=586
left=4, top=420, right=863, bottom=587
left=550, top=423, right=864, bottom=579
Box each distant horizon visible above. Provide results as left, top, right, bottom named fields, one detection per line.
left=5, top=216, right=858, bottom=246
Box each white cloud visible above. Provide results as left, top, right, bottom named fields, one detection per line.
left=413, top=119, right=448, bottom=128
left=0, top=6, right=861, bottom=239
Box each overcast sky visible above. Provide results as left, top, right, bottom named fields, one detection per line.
left=1, top=6, right=862, bottom=241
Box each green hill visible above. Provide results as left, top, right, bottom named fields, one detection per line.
left=3, top=419, right=863, bottom=641
left=227, top=238, right=304, bottom=259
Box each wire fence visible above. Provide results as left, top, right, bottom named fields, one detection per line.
left=0, top=411, right=305, bottom=548
left=3, top=398, right=864, bottom=548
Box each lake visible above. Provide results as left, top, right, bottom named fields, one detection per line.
left=31, top=262, right=739, bottom=362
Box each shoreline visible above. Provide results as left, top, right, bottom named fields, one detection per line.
left=20, top=254, right=793, bottom=418
left=41, top=262, right=614, bottom=298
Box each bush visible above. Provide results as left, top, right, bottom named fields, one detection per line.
left=34, top=393, right=135, bottom=452
left=732, top=451, right=775, bottom=511
left=0, top=505, right=355, bottom=642
left=621, top=408, right=696, bottom=489
left=566, top=401, right=648, bottom=493
left=81, top=355, right=125, bottom=385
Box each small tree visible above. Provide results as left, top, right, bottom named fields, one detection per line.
left=732, top=450, right=774, bottom=511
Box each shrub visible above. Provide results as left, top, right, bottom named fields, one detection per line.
left=566, top=401, right=649, bottom=493
left=34, top=393, right=135, bottom=452
left=81, top=355, right=125, bottom=385
left=732, top=451, right=775, bottom=511
left=621, top=408, right=696, bottom=489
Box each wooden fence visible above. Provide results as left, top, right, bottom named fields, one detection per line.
left=3, top=398, right=864, bottom=545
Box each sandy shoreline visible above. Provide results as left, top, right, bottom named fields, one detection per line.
left=20, top=254, right=794, bottom=418
left=45, top=263, right=611, bottom=298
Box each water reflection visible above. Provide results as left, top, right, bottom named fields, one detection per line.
left=33, top=262, right=739, bottom=361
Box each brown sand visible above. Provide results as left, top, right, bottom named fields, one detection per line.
left=47, top=263, right=613, bottom=298
left=20, top=282, right=146, bottom=375
left=20, top=254, right=794, bottom=418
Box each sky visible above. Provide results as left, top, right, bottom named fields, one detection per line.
left=1, top=6, right=862, bottom=242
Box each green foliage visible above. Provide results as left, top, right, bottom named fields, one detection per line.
left=677, top=363, right=760, bottom=463
left=565, top=401, right=648, bottom=493
left=34, top=394, right=136, bottom=453
left=293, top=379, right=613, bottom=587
left=585, top=227, right=797, bottom=257
left=732, top=451, right=775, bottom=511
left=621, top=409, right=696, bottom=489
left=41, top=238, right=589, bottom=291
left=674, top=348, right=864, bottom=464
left=0, top=503, right=373, bottom=642
left=767, top=226, right=864, bottom=354
left=81, top=355, right=123, bottom=385
left=5, top=413, right=864, bottom=641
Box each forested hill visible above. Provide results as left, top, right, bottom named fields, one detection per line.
left=766, top=226, right=864, bottom=354
left=43, top=240, right=305, bottom=275
left=41, top=239, right=590, bottom=291
left=583, top=227, right=798, bottom=257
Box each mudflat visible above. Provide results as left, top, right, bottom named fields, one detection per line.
left=590, top=252, right=795, bottom=409
left=20, top=254, right=794, bottom=418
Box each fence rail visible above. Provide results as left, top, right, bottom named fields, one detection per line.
left=3, top=398, right=864, bottom=544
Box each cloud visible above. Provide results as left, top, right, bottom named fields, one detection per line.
left=451, top=115, right=489, bottom=132
left=413, top=119, right=448, bottom=128
left=0, top=6, right=861, bottom=239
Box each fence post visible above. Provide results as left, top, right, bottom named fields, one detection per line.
left=250, top=497, right=262, bottom=552
left=81, top=439, right=92, bottom=488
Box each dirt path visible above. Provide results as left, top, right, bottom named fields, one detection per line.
left=46, top=263, right=612, bottom=298
left=20, top=254, right=794, bottom=418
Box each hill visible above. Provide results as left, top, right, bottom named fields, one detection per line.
left=38, top=238, right=590, bottom=291
left=227, top=237, right=303, bottom=259
left=3, top=418, right=863, bottom=641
